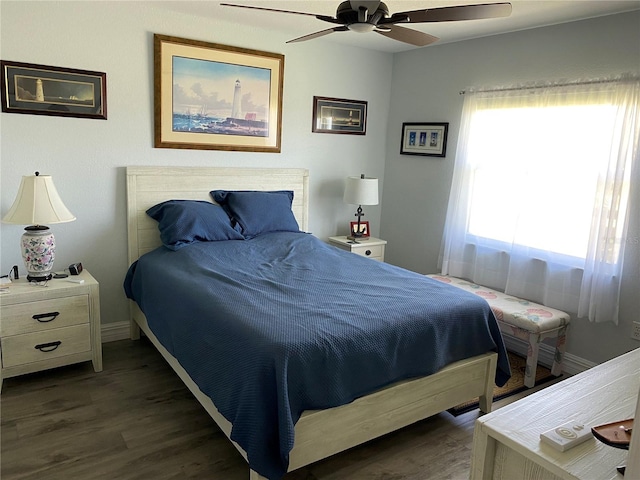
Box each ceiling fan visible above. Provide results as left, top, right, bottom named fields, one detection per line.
left=220, top=1, right=512, bottom=47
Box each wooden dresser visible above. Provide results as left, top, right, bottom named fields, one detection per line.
left=471, top=347, right=639, bottom=479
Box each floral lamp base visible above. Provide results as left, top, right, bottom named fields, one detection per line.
left=21, top=225, right=56, bottom=282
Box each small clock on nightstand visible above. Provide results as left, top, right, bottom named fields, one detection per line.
left=328, top=236, right=387, bottom=262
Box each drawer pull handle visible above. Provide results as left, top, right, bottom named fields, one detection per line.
left=32, top=312, right=60, bottom=323
left=365, top=250, right=372, bottom=256
left=34, top=341, right=62, bottom=352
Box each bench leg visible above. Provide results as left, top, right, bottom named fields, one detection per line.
left=525, top=333, right=541, bottom=388
left=551, top=326, right=567, bottom=377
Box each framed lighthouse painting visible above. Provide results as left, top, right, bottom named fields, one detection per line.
left=0, top=60, right=106, bottom=119
left=154, top=34, right=284, bottom=153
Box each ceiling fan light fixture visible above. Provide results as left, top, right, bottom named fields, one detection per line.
left=348, top=22, right=375, bottom=33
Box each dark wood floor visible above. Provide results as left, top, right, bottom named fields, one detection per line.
left=1, top=339, right=559, bottom=480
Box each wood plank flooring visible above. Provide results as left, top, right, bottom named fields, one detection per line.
left=1, top=339, right=562, bottom=480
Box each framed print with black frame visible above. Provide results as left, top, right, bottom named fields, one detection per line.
left=1, top=60, right=107, bottom=119
left=400, top=122, right=449, bottom=157
left=154, top=34, right=284, bottom=153
left=312, top=96, right=367, bottom=135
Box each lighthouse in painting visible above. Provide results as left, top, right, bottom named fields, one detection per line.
left=231, top=79, right=242, bottom=119
left=35, top=79, right=45, bottom=102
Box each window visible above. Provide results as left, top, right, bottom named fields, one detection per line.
left=467, top=103, right=624, bottom=262
left=440, top=76, right=639, bottom=323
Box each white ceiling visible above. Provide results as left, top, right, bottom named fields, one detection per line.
left=157, top=0, right=640, bottom=53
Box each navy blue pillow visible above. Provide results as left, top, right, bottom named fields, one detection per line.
left=210, top=190, right=300, bottom=239
left=147, top=200, right=244, bottom=250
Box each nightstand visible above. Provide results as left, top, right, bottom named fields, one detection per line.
left=328, top=236, right=387, bottom=261
left=0, top=270, right=102, bottom=390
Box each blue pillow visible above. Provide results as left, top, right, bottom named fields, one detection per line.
left=210, top=190, right=300, bottom=239
left=146, top=200, right=244, bottom=250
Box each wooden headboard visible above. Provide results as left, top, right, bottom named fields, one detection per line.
left=126, top=166, right=309, bottom=264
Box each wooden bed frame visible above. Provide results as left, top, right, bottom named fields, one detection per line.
left=126, top=166, right=498, bottom=480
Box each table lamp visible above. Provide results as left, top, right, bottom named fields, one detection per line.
left=343, top=173, right=378, bottom=241
left=2, top=172, right=76, bottom=281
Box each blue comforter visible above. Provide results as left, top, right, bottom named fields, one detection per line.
left=124, top=232, right=510, bottom=479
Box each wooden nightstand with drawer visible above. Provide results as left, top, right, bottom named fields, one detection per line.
left=0, top=270, right=102, bottom=390
left=328, top=236, right=387, bottom=261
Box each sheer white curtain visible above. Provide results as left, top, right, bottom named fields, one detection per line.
left=440, top=75, right=640, bottom=324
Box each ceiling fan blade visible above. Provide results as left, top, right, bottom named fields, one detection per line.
left=375, top=24, right=439, bottom=46
left=287, top=26, right=350, bottom=44
left=220, top=3, right=342, bottom=25
left=220, top=3, right=320, bottom=17
left=383, top=2, right=512, bottom=24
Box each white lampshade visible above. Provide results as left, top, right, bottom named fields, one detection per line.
left=2, top=172, right=76, bottom=225
left=2, top=172, right=75, bottom=282
left=343, top=175, right=379, bottom=206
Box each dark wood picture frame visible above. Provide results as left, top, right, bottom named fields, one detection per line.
left=1, top=60, right=107, bottom=119
left=350, top=220, right=370, bottom=237
left=312, top=96, right=367, bottom=135
left=400, top=122, right=449, bottom=157
left=154, top=34, right=284, bottom=153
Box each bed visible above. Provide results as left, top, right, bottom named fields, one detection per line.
left=124, top=166, right=510, bottom=480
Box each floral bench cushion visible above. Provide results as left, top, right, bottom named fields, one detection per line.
left=427, top=275, right=570, bottom=334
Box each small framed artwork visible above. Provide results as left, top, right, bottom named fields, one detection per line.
left=350, top=221, right=370, bottom=237
left=1, top=60, right=107, bottom=119
left=400, top=122, right=449, bottom=157
left=312, top=96, right=367, bottom=135
left=154, top=34, right=284, bottom=152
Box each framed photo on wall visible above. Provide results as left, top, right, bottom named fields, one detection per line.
left=400, top=122, right=449, bottom=157
left=154, top=34, right=284, bottom=152
left=312, top=96, right=367, bottom=135
left=1, top=60, right=107, bottom=119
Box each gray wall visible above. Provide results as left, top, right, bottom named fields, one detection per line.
left=0, top=1, right=392, bottom=328
left=381, top=11, right=640, bottom=364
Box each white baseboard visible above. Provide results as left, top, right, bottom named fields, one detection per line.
left=101, top=321, right=130, bottom=343
left=99, top=322, right=596, bottom=375
left=502, top=335, right=595, bottom=376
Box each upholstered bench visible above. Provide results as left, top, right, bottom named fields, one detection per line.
left=427, top=274, right=570, bottom=388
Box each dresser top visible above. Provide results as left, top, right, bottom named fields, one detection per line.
left=0, top=270, right=97, bottom=305
left=476, top=348, right=639, bottom=480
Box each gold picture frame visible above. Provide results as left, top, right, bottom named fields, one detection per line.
left=154, top=34, right=284, bottom=152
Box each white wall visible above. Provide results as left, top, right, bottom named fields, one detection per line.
left=0, top=1, right=393, bottom=327
left=381, top=11, right=640, bottom=364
